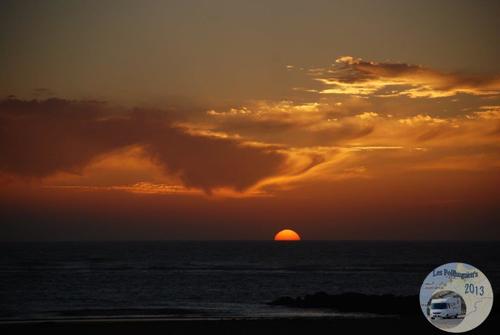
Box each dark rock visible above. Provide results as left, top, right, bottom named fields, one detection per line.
left=269, top=292, right=418, bottom=315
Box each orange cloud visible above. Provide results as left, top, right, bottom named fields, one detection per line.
left=468, top=105, right=500, bottom=120
left=2, top=74, right=500, bottom=198
left=310, top=56, right=500, bottom=98
left=0, top=98, right=289, bottom=193
left=203, top=100, right=375, bottom=147
left=200, top=95, right=500, bottom=193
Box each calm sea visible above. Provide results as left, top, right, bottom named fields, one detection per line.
left=0, top=241, right=498, bottom=320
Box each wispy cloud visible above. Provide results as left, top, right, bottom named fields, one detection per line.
left=309, top=56, right=500, bottom=98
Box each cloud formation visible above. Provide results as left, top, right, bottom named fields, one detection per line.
left=199, top=96, right=500, bottom=193
left=311, top=56, right=500, bottom=98
left=2, top=56, right=500, bottom=197
left=203, top=100, right=375, bottom=147
left=0, top=98, right=288, bottom=192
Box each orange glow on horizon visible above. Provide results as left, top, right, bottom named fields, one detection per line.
left=274, top=229, right=301, bottom=241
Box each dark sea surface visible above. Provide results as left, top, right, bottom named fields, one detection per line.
left=0, top=241, right=498, bottom=320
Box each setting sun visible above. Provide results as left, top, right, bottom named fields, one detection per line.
left=274, top=229, right=301, bottom=241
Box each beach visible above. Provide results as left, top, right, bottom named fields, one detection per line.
left=1, top=315, right=499, bottom=335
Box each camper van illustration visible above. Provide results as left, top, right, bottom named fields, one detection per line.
left=421, top=263, right=493, bottom=332
left=428, top=291, right=466, bottom=320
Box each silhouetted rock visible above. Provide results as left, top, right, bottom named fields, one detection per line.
left=269, top=292, right=417, bottom=315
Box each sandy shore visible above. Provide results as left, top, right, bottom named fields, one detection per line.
left=1, top=316, right=497, bottom=334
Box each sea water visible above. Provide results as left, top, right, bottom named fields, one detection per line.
left=0, top=241, right=498, bottom=320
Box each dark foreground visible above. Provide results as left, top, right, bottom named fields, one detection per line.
left=1, top=316, right=498, bottom=335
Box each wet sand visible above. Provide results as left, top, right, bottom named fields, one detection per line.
left=1, top=316, right=497, bottom=335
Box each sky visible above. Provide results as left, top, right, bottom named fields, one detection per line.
left=1, top=0, right=499, bottom=240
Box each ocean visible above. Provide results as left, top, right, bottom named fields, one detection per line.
left=0, top=241, right=498, bottom=321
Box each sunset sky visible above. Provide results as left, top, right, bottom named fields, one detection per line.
left=1, top=0, right=499, bottom=240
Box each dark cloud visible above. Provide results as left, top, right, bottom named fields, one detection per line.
left=0, top=98, right=286, bottom=192
left=314, top=56, right=500, bottom=97
left=32, top=88, right=56, bottom=98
